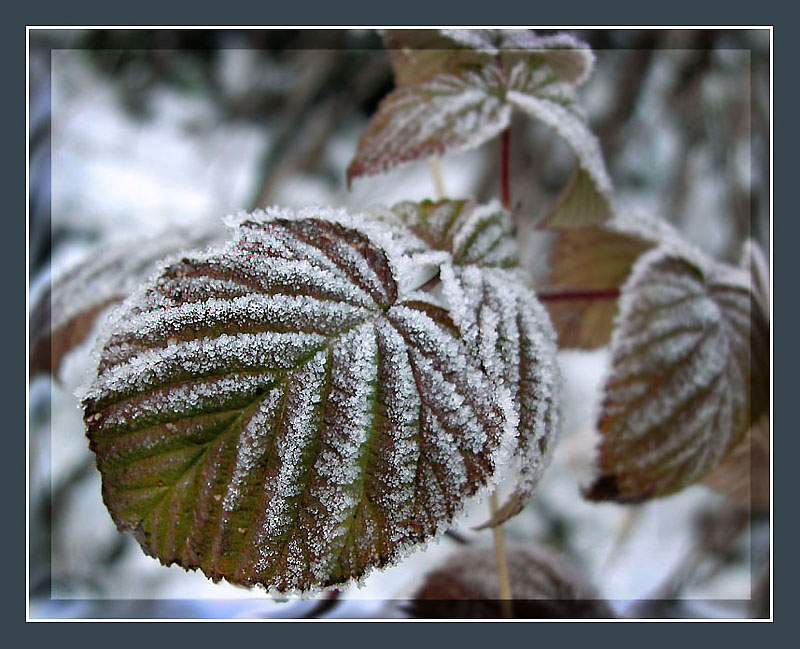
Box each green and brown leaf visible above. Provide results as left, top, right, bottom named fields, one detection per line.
left=82, top=208, right=557, bottom=592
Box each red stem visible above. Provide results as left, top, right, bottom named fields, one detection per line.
left=538, top=287, right=621, bottom=303
left=500, top=127, right=511, bottom=210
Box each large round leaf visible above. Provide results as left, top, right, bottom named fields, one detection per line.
left=82, top=213, right=513, bottom=593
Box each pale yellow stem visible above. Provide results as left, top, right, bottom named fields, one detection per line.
left=428, top=158, right=446, bottom=200
left=489, top=491, right=513, bottom=618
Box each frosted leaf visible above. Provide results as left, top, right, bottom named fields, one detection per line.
left=439, top=265, right=561, bottom=528
left=381, top=30, right=495, bottom=87
left=500, top=32, right=595, bottom=86
left=586, top=246, right=770, bottom=502
left=346, top=65, right=512, bottom=186
left=507, top=63, right=614, bottom=227
left=704, top=239, right=770, bottom=512
left=350, top=30, right=605, bottom=195
left=83, top=211, right=513, bottom=593
left=410, top=543, right=612, bottom=618
left=30, top=223, right=224, bottom=378
left=385, top=198, right=518, bottom=268
left=544, top=213, right=678, bottom=348
left=740, top=238, right=770, bottom=316
left=382, top=30, right=594, bottom=87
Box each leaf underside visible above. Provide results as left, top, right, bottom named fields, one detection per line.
left=83, top=215, right=517, bottom=593
left=546, top=223, right=652, bottom=349
left=586, top=248, right=769, bottom=502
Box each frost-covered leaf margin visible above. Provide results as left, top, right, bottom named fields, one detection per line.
left=30, top=224, right=224, bottom=378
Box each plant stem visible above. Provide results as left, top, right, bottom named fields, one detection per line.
left=500, top=128, right=511, bottom=210
left=428, top=158, right=446, bottom=200
left=489, top=492, right=514, bottom=618
left=537, top=287, right=621, bottom=303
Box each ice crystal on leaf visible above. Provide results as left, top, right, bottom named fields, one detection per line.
left=82, top=205, right=560, bottom=593
left=586, top=243, right=769, bottom=502
left=348, top=29, right=612, bottom=226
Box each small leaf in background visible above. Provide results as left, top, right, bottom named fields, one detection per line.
left=704, top=238, right=770, bottom=511
left=540, top=166, right=614, bottom=228
left=383, top=30, right=594, bottom=87
left=507, top=32, right=595, bottom=85
left=741, top=238, right=770, bottom=316
left=586, top=246, right=770, bottom=502
left=409, top=543, right=612, bottom=618
left=349, top=29, right=614, bottom=227
left=82, top=210, right=518, bottom=593
left=381, top=30, right=494, bottom=87
left=30, top=223, right=224, bottom=379
left=704, top=414, right=770, bottom=512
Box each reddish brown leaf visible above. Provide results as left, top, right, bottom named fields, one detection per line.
left=410, top=543, right=612, bottom=618
left=586, top=246, right=770, bottom=502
